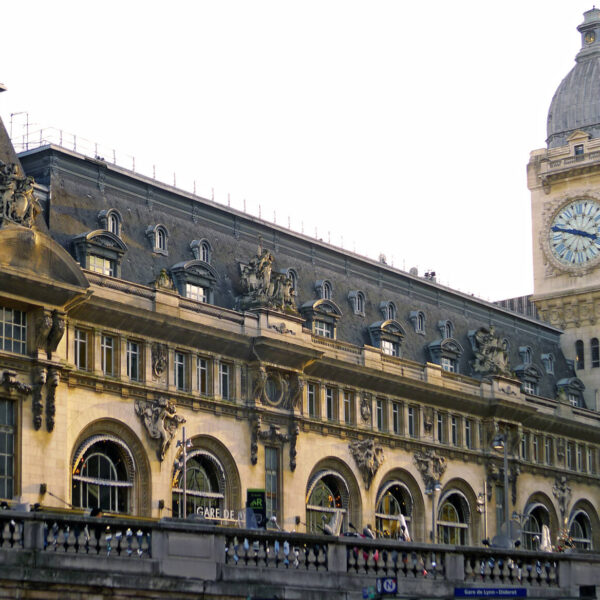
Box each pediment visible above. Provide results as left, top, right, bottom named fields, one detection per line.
left=73, top=229, right=128, bottom=253
left=301, top=298, right=342, bottom=318
left=567, top=130, right=590, bottom=143
left=170, top=259, right=217, bottom=282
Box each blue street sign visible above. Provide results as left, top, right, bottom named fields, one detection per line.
left=376, top=577, right=398, bottom=595
left=455, top=588, right=527, bottom=598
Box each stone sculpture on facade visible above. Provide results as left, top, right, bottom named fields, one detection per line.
left=46, top=368, right=59, bottom=432
left=151, top=343, right=168, bottom=379
left=289, top=422, right=300, bottom=471
left=35, top=310, right=65, bottom=359
left=0, top=161, right=40, bottom=228
left=238, top=238, right=297, bottom=313
left=553, top=475, right=572, bottom=524
left=471, top=326, right=511, bottom=377
left=360, top=393, right=372, bottom=423
left=252, top=366, right=304, bottom=412
left=135, top=397, right=186, bottom=461
left=349, top=438, right=385, bottom=490
left=485, top=459, right=520, bottom=504
left=153, top=269, right=175, bottom=291
left=414, top=448, right=447, bottom=489
left=1, top=370, right=32, bottom=395
left=32, top=367, right=46, bottom=431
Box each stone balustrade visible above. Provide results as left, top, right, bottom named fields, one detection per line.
left=0, top=510, right=597, bottom=599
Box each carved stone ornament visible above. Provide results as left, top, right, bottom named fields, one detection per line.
left=237, top=237, right=298, bottom=314
left=0, top=161, right=41, bottom=228
left=470, top=326, right=511, bottom=377
left=151, top=343, right=168, bottom=379
left=269, top=322, right=295, bottom=335
left=349, top=438, right=385, bottom=490
left=154, top=268, right=175, bottom=291
left=135, top=397, right=185, bottom=461
left=35, top=310, right=65, bottom=359
left=553, top=476, right=572, bottom=524
left=423, top=407, right=433, bottom=434
left=289, top=422, right=299, bottom=471
left=250, top=415, right=298, bottom=470
left=556, top=439, right=566, bottom=460
left=360, top=393, right=372, bottom=423
left=32, top=367, right=46, bottom=431
left=258, top=424, right=290, bottom=445
left=46, top=368, right=59, bottom=433
left=252, top=366, right=303, bottom=411
left=1, top=370, right=32, bottom=395
left=413, top=448, right=447, bottom=489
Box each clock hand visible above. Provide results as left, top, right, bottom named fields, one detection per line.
left=551, top=225, right=597, bottom=240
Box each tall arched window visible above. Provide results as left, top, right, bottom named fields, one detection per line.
left=522, top=504, right=550, bottom=550
left=157, top=228, right=167, bottom=251
left=72, top=437, right=134, bottom=514
left=569, top=510, right=592, bottom=550
left=444, top=320, right=453, bottom=339
left=108, top=213, right=119, bottom=235
left=287, top=269, right=298, bottom=292
left=356, top=292, right=365, bottom=315
left=437, top=492, right=469, bottom=545
left=576, top=340, right=585, bottom=369
left=200, top=240, right=211, bottom=263
left=306, top=471, right=349, bottom=535
left=172, top=450, right=226, bottom=518
left=386, top=302, right=397, bottom=321
left=375, top=482, right=412, bottom=539
left=417, top=312, right=425, bottom=333
left=322, top=281, right=332, bottom=300
left=591, top=338, right=599, bottom=369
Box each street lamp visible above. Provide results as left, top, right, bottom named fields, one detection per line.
left=426, top=480, right=442, bottom=543
left=492, top=432, right=511, bottom=549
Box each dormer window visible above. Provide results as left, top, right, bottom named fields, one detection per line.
left=369, top=319, right=405, bottom=357
left=287, top=269, right=298, bottom=293
left=557, top=377, right=586, bottom=409
left=428, top=337, right=463, bottom=374
left=348, top=291, right=366, bottom=316
left=190, top=239, right=212, bottom=264
left=170, top=260, right=218, bottom=304
left=574, top=144, right=584, bottom=156
left=541, top=353, right=555, bottom=374
left=409, top=310, right=426, bottom=334
left=301, top=299, right=342, bottom=339
left=72, top=230, right=128, bottom=278
left=97, top=209, right=123, bottom=237
left=146, top=224, right=169, bottom=255
left=437, top=320, right=453, bottom=339
left=380, top=301, right=396, bottom=321
left=519, top=346, right=532, bottom=364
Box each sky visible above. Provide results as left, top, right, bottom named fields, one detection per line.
left=0, top=2, right=594, bottom=301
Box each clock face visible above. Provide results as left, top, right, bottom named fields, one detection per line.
left=549, top=199, right=600, bottom=266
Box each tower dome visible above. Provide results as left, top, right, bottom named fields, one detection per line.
left=547, top=8, right=600, bottom=148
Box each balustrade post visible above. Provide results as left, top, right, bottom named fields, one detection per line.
left=23, top=520, right=44, bottom=550
left=444, top=551, right=465, bottom=583
left=327, top=542, right=347, bottom=574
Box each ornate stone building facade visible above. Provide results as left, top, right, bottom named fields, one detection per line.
left=1, top=12, right=599, bottom=555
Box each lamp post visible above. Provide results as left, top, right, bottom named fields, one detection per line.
left=492, top=432, right=511, bottom=548
left=426, top=480, right=442, bottom=543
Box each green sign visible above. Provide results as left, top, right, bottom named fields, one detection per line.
left=246, top=489, right=266, bottom=528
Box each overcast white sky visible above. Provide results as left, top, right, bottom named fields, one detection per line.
left=0, top=2, right=594, bottom=301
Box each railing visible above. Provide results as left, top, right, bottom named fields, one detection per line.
left=0, top=510, right=597, bottom=598
left=546, top=150, right=600, bottom=170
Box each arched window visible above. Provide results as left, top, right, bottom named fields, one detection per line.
left=576, top=340, right=585, bottom=369
left=386, top=302, right=396, bottom=321
left=522, top=504, right=550, bottom=550
left=375, top=482, right=412, bottom=540
left=444, top=320, right=453, bottom=339
left=437, top=492, right=469, bottom=545
left=417, top=312, right=425, bottom=333
left=569, top=510, right=592, bottom=550
left=172, top=450, right=226, bottom=518
left=306, top=471, right=349, bottom=535
left=200, top=241, right=211, bottom=263
left=157, top=228, right=166, bottom=251
left=592, top=338, right=599, bottom=369
left=356, top=292, right=365, bottom=315
left=108, top=213, right=119, bottom=236
left=322, top=281, right=332, bottom=300
left=72, top=437, right=134, bottom=514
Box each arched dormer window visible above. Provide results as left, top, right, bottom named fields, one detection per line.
left=514, top=363, right=542, bottom=396
left=541, top=353, right=555, bottom=374
left=369, top=319, right=405, bottom=357
left=408, top=310, right=426, bottom=334
left=437, top=320, right=453, bottom=339
left=72, top=230, right=128, bottom=278
left=557, top=377, right=586, bottom=408
left=348, top=291, right=366, bottom=316
left=190, top=239, right=212, bottom=264
left=146, top=224, right=169, bottom=255
left=97, top=209, right=123, bottom=237
left=379, top=301, right=396, bottom=321
left=170, top=260, right=218, bottom=304
left=519, top=346, right=532, bottom=365
left=576, top=340, right=585, bottom=370
left=428, top=337, right=463, bottom=373
left=314, top=279, right=333, bottom=300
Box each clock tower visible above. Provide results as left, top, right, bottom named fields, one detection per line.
left=529, top=8, right=600, bottom=409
